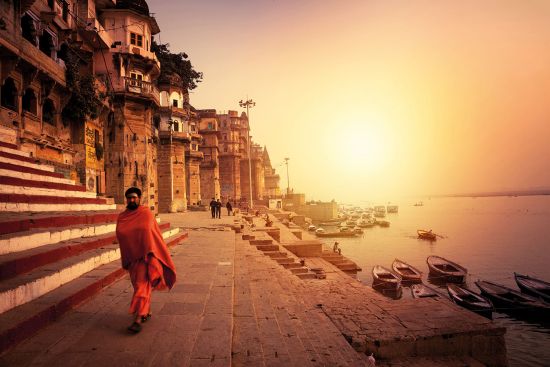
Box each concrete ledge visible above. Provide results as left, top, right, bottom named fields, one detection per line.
left=283, top=240, right=323, bottom=257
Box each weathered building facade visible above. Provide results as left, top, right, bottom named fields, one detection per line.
left=95, top=0, right=161, bottom=212
left=217, top=110, right=242, bottom=203
left=157, top=73, right=188, bottom=212
left=198, top=109, right=220, bottom=201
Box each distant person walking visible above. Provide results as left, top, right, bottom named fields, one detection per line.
left=216, top=198, right=222, bottom=218
left=226, top=201, right=233, bottom=216
left=209, top=198, right=216, bottom=219
left=116, top=187, right=176, bottom=334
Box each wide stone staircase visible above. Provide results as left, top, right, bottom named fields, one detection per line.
left=233, top=231, right=369, bottom=366
left=0, top=140, right=188, bottom=353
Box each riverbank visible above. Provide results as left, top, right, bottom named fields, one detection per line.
left=0, top=210, right=507, bottom=366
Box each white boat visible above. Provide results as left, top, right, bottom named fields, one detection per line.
left=308, top=225, right=316, bottom=231
left=315, top=228, right=326, bottom=234
left=374, top=206, right=386, bottom=218
left=387, top=205, right=398, bottom=213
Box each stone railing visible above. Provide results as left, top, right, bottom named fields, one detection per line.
left=122, top=77, right=160, bottom=105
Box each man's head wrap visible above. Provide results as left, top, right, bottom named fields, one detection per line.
left=125, top=187, right=142, bottom=198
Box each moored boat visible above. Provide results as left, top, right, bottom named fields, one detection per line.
left=514, top=273, right=550, bottom=303
left=447, top=284, right=493, bottom=319
left=315, top=228, right=325, bottom=235
left=392, top=258, right=422, bottom=283
left=308, top=225, right=316, bottom=231
left=387, top=205, right=399, bottom=213
left=372, top=265, right=402, bottom=292
left=353, top=226, right=363, bottom=234
left=426, top=256, right=467, bottom=283
left=411, top=283, right=439, bottom=298
left=417, top=229, right=437, bottom=241
left=475, top=280, right=550, bottom=316
left=376, top=220, right=390, bottom=227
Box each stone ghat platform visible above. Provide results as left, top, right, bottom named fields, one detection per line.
left=0, top=211, right=506, bottom=366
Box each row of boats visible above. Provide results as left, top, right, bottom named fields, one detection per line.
left=372, top=256, right=550, bottom=318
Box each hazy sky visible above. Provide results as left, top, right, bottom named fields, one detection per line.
left=148, top=0, right=550, bottom=202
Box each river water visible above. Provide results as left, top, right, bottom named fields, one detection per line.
left=319, top=196, right=550, bottom=367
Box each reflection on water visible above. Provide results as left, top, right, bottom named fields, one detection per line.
left=325, top=196, right=550, bottom=367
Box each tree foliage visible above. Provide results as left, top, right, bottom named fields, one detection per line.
left=152, top=41, right=203, bottom=90
left=62, top=51, right=103, bottom=125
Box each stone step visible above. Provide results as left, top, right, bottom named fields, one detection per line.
left=242, top=234, right=255, bottom=240
left=0, top=230, right=188, bottom=354
left=0, top=162, right=76, bottom=185
left=0, top=176, right=96, bottom=198
left=0, top=225, right=182, bottom=314
left=0, top=151, right=54, bottom=172
left=0, top=222, right=117, bottom=255
left=255, top=244, right=279, bottom=252
left=263, top=251, right=287, bottom=258
left=0, top=193, right=116, bottom=212
left=0, top=210, right=119, bottom=236
left=0, top=145, right=31, bottom=158
left=249, top=239, right=273, bottom=246
left=0, top=141, right=18, bottom=150
left=295, top=273, right=317, bottom=280
left=0, top=223, right=171, bottom=277
left=274, top=257, right=294, bottom=265
left=282, top=262, right=303, bottom=269
left=289, top=267, right=309, bottom=274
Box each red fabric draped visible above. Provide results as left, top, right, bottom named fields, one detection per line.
left=116, top=205, right=176, bottom=289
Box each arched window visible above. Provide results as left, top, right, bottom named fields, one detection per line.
left=1, top=78, right=18, bottom=111
left=173, top=120, right=179, bottom=132
left=21, top=14, right=37, bottom=46
left=39, top=31, right=55, bottom=58
left=22, top=88, right=37, bottom=114
left=42, top=98, right=56, bottom=125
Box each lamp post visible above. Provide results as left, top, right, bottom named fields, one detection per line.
left=239, top=98, right=255, bottom=209
left=284, top=157, right=290, bottom=195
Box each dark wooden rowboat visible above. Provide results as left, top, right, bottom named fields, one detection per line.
left=426, top=256, right=467, bottom=283
left=514, top=273, right=550, bottom=303
left=372, top=265, right=402, bottom=292
left=417, top=229, right=437, bottom=241
left=411, top=283, right=439, bottom=298
left=447, top=284, right=493, bottom=319
left=392, top=258, right=422, bottom=283
left=475, top=280, right=550, bottom=316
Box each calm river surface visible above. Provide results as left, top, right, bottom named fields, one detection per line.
left=321, top=196, right=550, bottom=367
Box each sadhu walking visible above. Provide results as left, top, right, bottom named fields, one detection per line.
left=116, top=187, right=177, bottom=333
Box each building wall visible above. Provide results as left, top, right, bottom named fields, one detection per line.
left=157, top=139, right=186, bottom=212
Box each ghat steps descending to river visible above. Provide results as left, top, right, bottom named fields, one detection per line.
left=0, top=141, right=188, bottom=352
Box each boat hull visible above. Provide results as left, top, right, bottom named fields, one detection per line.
left=427, top=256, right=467, bottom=284
left=514, top=273, right=550, bottom=303
left=447, top=284, right=493, bottom=319
left=475, top=280, right=550, bottom=317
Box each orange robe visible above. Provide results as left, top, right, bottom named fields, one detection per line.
left=116, top=205, right=176, bottom=315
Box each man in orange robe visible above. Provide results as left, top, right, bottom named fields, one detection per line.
left=116, top=187, right=176, bottom=333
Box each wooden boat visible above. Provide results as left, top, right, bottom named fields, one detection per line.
left=417, top=230, right=437, bottom=241
left=475, top=280, right=550, bottom=315
left=376, top=220, right=390, bottom=227
left=426, top=256, right=467, bottom=283
left=447, top=284, right=493, bottom=318
left=392, top=258, right=422, bottom=283
left=372, top=265, right=402, bottom=291
left=307, top=225, right=316, bottom=231
left=387, top=205, right=399, bottom=213
left=315, top=228, right=325, bottom=234
left=411, top=283, right=439, bottom=298
left=353, top=226, right=363, bottom=234
left=514, top=273, right=550, bottom=303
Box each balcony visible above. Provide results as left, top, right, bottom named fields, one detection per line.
left=0, top=36, right=66, bottom=85
left=186, top=150, right=204, bottom=160
left=77, top=18, right=113, bottom=49
left=116, top=45, right=160, bottom=71
left=114, top=77, right=160, bottom=106
left=159, top=130, right=191, bottom=142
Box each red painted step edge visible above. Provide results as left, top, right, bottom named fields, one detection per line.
left=0, top=162, right=65, bottom=178
left=0, top=193, right=107, bottom=205
left=0, top=231, right=188, bottom=354
left=0, top=223, right=171, bottom=280
left=0, top=141, right=18, bottom=150
left=0, top=212, right=120, bottom=236
left=0, top=176, right=86, bottom=192
left=0, top=151, right=37, bottom=164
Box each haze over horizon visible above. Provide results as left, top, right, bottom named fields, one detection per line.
left=148, top=0, right=550, bottom=203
